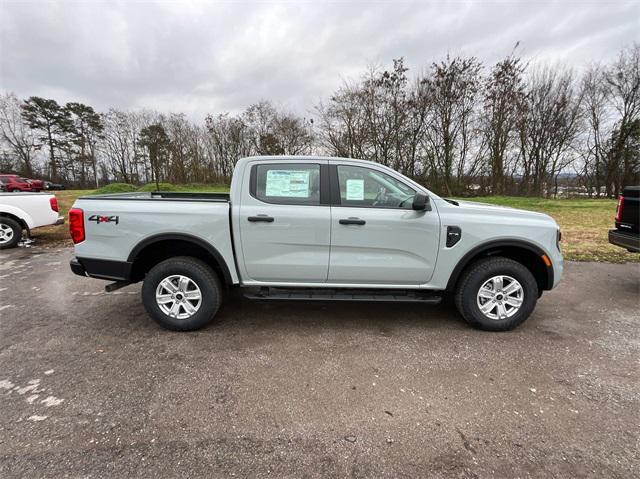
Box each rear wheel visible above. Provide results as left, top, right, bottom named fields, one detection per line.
left=141, top=256, right=222, bottom=331
left=454, top=257, right=538, bottom=331
left=0, top=217, right=22, bottom=249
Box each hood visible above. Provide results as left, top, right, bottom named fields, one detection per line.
left=442, top=198, right=557, bottom=224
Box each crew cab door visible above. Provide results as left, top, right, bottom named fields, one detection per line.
left=328, top=163, right=440, bottom=285
left=238, top=160, right=331, bottom=283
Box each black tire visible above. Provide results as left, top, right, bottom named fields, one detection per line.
left=454, top=257, right=538, bottom=331
left=0, top=217, right=22, bottom=250
left=141, top=256, right=222, bottom=331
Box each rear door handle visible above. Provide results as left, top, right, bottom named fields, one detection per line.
left=339, top=218, right=366, bottom=226
left=248, top=215, right=274, bottom=223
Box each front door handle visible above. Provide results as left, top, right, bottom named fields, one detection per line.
left=339, top=217, right=366, bottom=226
left=248, top=215, right=274, bottom=223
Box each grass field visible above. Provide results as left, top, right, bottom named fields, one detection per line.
left=31, top=188, right=637, bottom=263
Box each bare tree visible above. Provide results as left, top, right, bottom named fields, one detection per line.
left=603, top=44, right=640, bottom=195
left=578, top=65, right=610, bottom=196
left=315, top=83, right=369, bottom=159
left=420, top=55, right=483, bottom=195
left=481, top=53, right=527, bottom=194
left=0, top=92, right=39, bottom=176
left=518, top=66, right=582, bottom=196
left=204, top=113, right=253, bottom=179
left=100, top=109, right=157, bottom=184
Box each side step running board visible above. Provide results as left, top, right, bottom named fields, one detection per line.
left=244, top=287, right=442, bottom=304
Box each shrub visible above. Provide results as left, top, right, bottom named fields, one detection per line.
left=91, top=183, right=138, bottom=194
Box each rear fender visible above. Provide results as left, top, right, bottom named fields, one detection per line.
left=0, top=205, right=33, bottom=229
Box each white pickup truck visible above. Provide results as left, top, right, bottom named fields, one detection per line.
left=0, top=193, right=64, bottom=249
left=69, top=156, right=564, bottom=332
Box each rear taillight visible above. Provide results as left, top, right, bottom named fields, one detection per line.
left=615, top=195, right=624, bottom=223
left=68, top=208, right=85, bottom=244
left=49, top=197, right=59, bottom=212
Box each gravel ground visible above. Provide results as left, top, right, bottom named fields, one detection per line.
left=0, top=246, right=638, bottom=478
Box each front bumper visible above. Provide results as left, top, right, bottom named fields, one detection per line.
left=608, top=229, right=640, bottom=252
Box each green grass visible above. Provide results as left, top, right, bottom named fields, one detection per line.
left=31, top=190, right=636, bottom=263
left=137, top=182, right=179, bottom=192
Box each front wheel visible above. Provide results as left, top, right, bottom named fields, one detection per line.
left=141, top=256, right=222, bottom=331
left=454, top=257, right=538, bottom=331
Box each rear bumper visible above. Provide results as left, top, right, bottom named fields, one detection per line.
left=55, top=216, right=64, bottom=225
left=70, top=256, right=133, bottom=281
left=608, top=229, right=640, bottom=252
left=70, top=257, right=86, bottom=276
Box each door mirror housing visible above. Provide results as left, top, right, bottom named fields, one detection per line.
left=412, top=192, right=431, bottom=211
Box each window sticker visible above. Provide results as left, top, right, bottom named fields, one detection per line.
left=266, top=170, right=310, bottom=198
left=345, top=179, right=364, bottom=200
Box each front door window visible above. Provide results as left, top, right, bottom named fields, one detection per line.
left=336, top=165, right=416, bottom=209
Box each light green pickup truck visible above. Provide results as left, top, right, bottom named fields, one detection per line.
left=69, top=156, right=563, bottom=332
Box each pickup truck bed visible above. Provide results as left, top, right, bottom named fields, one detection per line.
left=72, top=191, right=237, bottom=283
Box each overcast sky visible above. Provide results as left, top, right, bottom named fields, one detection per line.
left=1, top=0, right=638, bottom=120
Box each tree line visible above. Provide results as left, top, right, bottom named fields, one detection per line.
left=0, top=44, right=638, bottom=197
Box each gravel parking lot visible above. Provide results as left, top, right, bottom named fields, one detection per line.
left=1, top=246, right=638, bottom=478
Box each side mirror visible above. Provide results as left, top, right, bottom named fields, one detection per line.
left=412, top=192, right=431, bottom=211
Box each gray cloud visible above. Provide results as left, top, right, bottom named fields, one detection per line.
left=1, top=0, right=638, bottom=120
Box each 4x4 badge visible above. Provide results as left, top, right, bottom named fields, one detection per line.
left=88, top=214, right=119, bottom=225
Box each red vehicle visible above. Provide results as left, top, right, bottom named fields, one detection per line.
left=0, top=174, right=43, bottom=192
left=25, top=178, right=44, bottom=191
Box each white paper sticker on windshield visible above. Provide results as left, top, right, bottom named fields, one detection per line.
left=266, top=170, right=310, bottom=198
left=346, top=179, right=364, bottom=200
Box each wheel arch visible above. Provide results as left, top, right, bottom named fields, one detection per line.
left=0, top=209, right=30, bottom=230
left=446, top=239, right=554, bottom=293
left=127, top=233, right=233, bottom=285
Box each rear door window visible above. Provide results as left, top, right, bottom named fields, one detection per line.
left=251, top=163, right=321, bottom=206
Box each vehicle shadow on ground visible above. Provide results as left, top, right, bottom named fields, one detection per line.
left=98, top=291, right=471, bottom=338
left=224, top=296, right=464, bottom=327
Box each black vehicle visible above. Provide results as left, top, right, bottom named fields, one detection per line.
left=44, top=181, right=65, bottom=190
left=608, top=186, right=639, bottom=253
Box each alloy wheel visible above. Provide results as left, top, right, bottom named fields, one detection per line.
left=155, top=274, right=203, bottom=320
left=476, top=275, right=524, bottom=320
